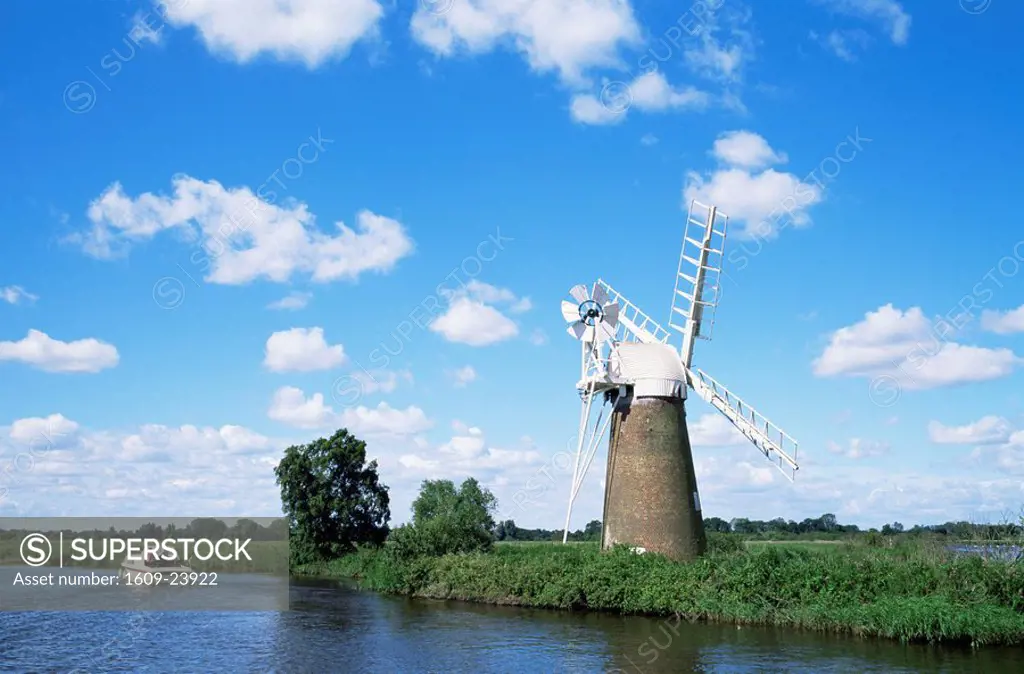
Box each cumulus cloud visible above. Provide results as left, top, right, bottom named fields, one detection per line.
left=711, top=130, right=788, bottom=170
left=449, top=365, right=477, bottom=387
left=684, top=131, right=823, bottom=239
left=267, top=386, right=433, bottom=435
left=429, top=280, right=525, bottom=346
left=928, top=416, right=1014, bottom=445
left=396, top=422, right=543, bottom=480
left=9, top=414, right=80, bottom=448
left=981, top=305, right=1024, bottom=335
left=267, top=292, right=312, bottom=311
left=689, top=414, right=746, bottom=447
left=812, top=304, right=1022, bottom=390
left=570, top=71, right=710, bottom=125
left=0, top=414, right=284, bottom=516
left=158, top=0, right=385, bottom=67
left=409, top=0, right=642, bottom=87
left=0, top=330, right=119, bottom=373
left=75, top=175, right=414, bottom=285
left=263, top=327, right=346, bottom=372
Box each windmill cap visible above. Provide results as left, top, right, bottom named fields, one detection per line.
left=610, top=342, right=687, bottom=399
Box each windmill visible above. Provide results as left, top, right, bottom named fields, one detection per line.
left=560, top=200, right=800, bottom=560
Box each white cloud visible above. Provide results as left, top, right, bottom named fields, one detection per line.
left=969, top=430, right=1024, bottom=472
left=396, top=423, right=542, bottom=481
left=981, top=305, right=1024, bottom=335
left=351, top=369, right=413, bottom=395
left=267, top=386, right=432, bottom=435
left=810, top=29, right=871, bottom=62
left=813, top=0, right=910, bottom=45
left=570, top=72, right=710, bottom=125
left=928, top=416, right=1013, bottom=445
left=684, top=131, right=823, bottom=239
left=711, top=130, right=787, bottom=170
left=812, top=304, right=1022, bottom=390
left=569, top=93, right=624, bottom=126
left=681, top=6, right=755, bottom=84
left=529, top=329, right=548, bottom=346
left=430, top=280, right=524, bottom=346
left=0, top=330, right=119, bottom=373
left=431, top=298, right=519, bottom=346
left=461, top=280, right=525, bottom=307
left=689, top=414, right=746, bottom=447
left=343, top=402, right=434, bottom=436
left=629, top=71, right=710, bottom=112
left=263, top=327, right=346, bottom=372
left=128, top=10, right=165, bottom=45
left=826, top=438, right=888, bottom=459
left=409, top=0, right=642, bottom=87
left=449, top=365, right=477, bottom=387
left=9, top=414, right=80, bottom=448
left=267, top=292, right=312, bottom=311
left=76, top=175, right=414, bottom=285
left=158, top=0, right=384, bottom=68
left=0, top=286, right=38, bottom=305
left=268, top=386, right=334, bottom=428
left=0, top=414, right=288, bottom=516
left=640, top=133, right=658, bottom=146
left=694, top=453, right=777, bottom=490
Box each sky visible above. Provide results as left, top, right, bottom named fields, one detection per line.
left=1, top=0, right=1023, bottom=531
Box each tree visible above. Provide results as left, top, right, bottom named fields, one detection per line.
left=704, top=517, right=731, bottom=533
left=274, top=429, right=390, bottom=565
left=187, top=518, right=228, bottom=540
left=388, top=478, right=497, bottom=559
left=583, top=520, right=602, bottom=541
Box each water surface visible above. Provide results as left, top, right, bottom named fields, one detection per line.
left=2, top=577, right=1021, bottom=672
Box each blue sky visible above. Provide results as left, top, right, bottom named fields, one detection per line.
left=1, top=0, right=1023, bottom=529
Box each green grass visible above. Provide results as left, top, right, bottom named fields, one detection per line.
left=294, top=537, right=1024, bottom=646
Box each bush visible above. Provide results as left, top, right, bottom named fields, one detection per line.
left=707, top=533, right=746, bottom=555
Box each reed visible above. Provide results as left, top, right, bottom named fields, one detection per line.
left=295, top=535, right=1024, bottom=646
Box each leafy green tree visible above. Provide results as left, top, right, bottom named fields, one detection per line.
left=704, top=517, right=731, bottom=533
left=583, top=520, right=602, bottom=541
left=274, top=429, right=390, bottom=564
left=501, top=519, right=518, bottom=540
left=388, top=478, right=497, bottom=559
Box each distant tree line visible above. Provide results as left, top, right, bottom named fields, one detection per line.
left=703, top=514, right=1023, bottom=539
left=493, top=518, right=602, bottom=542
left=0, top=518, right=287, bottom=542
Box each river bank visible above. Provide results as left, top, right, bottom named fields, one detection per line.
left=294, top=538, right=1024, bottom=647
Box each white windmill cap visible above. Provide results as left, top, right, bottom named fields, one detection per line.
left=610, top=342, right=687, bottom=399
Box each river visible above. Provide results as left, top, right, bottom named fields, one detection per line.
left=2, top=576, right=1022, bottom=673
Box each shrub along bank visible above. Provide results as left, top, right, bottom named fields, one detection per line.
left=295, top=536, right=1024, bottom=646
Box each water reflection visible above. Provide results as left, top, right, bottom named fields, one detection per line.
left=1, top=577, right=1021, bottom=672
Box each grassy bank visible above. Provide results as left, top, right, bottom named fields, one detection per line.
left=294, top=537, right=1024, bottom=646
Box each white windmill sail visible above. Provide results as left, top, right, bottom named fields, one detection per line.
left=669, top=200, right=800, bottom=480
